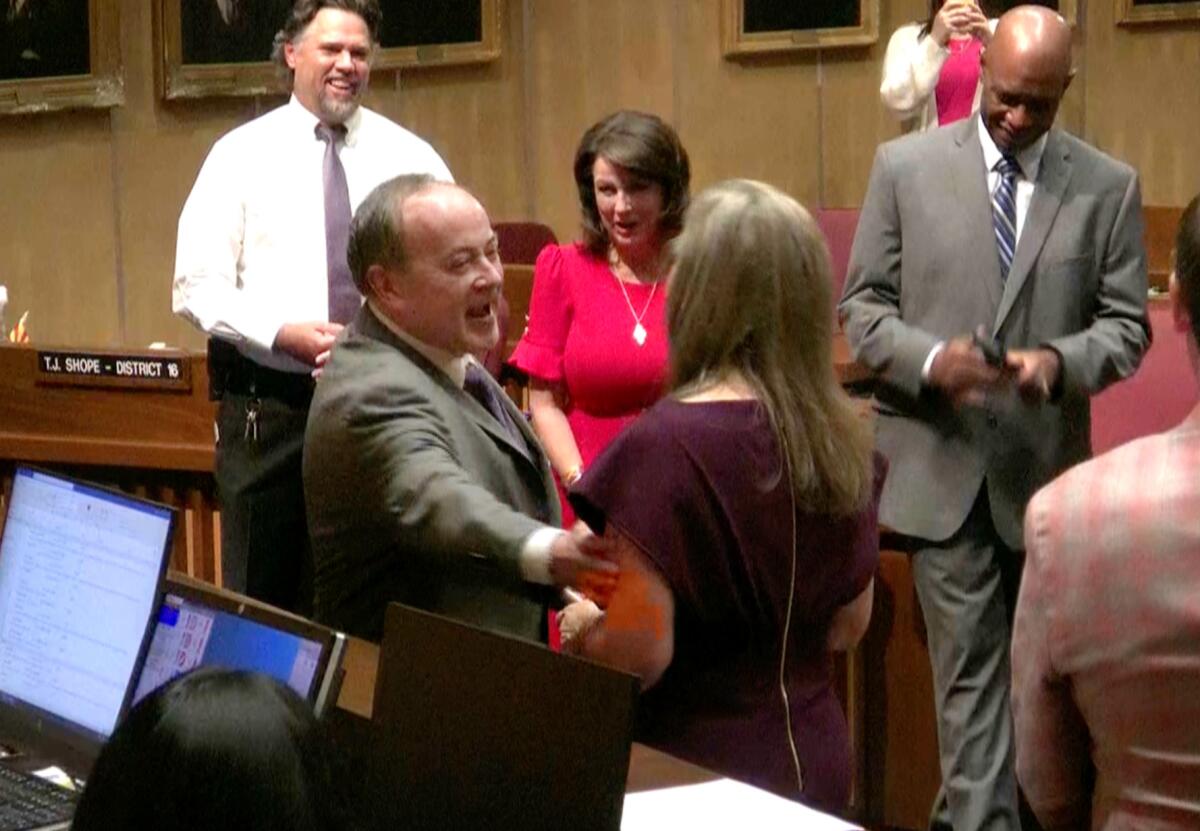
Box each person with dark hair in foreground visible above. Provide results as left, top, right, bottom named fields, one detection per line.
left=559, top=179, right=883, bottom=812
left=1012, top=195, right=1200, bottom=830
left=72, top=669, right=351, bottom=831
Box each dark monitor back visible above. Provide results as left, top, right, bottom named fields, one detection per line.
left=369, top=603, right=639, bottom=831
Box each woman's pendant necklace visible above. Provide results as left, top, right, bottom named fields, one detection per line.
left=609, top=247, right=658, bottom=348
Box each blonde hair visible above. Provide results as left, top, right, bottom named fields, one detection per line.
left=667, top=179, right=875, bottom=515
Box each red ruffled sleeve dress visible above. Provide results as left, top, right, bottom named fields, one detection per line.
left=507, top=243, right=668, bottom=526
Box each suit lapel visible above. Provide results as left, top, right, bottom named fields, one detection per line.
left=994, top=130, right=1071, bottom=332
left=950, top=118, right=1004, bottom=314
left=358, top=306, right=543, bottom=470
left=459, top=373, right=536, bottom=464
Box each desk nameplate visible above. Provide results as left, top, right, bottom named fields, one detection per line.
left=35, top=349, right=192, bottom=392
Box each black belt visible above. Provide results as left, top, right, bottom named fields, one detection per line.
left=207, top=337, right=314, bottom=407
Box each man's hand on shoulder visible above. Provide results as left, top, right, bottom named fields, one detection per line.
left=273, top=321, right=344, bottom=369
left=928, top=336, right=1009, bottom=407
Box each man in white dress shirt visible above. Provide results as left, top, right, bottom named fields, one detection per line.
left=173, top=0, right=452, bottom=612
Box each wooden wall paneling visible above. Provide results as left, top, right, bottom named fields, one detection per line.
left=1054, top=9, right=1087, bottom=137
left=674, top=2, right=822, bottom=208
left=154, top=482, right=188, bottom=572
left=0, top=110, right=120, bottom=346
left=115, top=0, right=264, bottom=351
left=1144, top=205, right=1185, bottom=291
left=527, top=0, right=677, bottom=242
left=1083, top=1, right=1200, bottom=206
left=376, top=0, right=530, bottom=224
left=817, top=0, right=918, bottom=208
left=862, top=546, right=941, bottom=829
left=187, top=485, right=220, bottom=584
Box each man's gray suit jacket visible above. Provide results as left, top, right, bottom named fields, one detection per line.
left=304, top=305, right=561, bottom=642
left=839, top=117, right=1150, bottom=550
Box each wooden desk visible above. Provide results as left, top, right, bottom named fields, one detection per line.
left=0, top=344, right=215, bottom=472
left=0, top=344, right=221, bottom=582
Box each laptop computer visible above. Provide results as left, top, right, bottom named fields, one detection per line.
left=130, top=575, right=347, bottom=716
left=367, top=602, right=640, bottom=831
left=0, top=465, right=174, bottom=830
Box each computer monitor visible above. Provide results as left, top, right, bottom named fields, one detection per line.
left=0, top=466, right=174, bottom=758
left=369, top=603, right=640, bottom=831
left=131, top=577, right=346, bottom=715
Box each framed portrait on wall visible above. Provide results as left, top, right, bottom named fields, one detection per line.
left=991, top=0, right=1078, bottom=24
left=156, top=0, right=501, bottom=100
left=1118, top=0, right=1200, bottom=24
left=721, top=0, right=880, bottom=56
left=0, top=0, right=123, bottom=115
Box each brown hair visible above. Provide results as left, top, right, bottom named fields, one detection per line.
left=1176, top=194, right=1200, bottom=347
left=572, top=111, right=690, bottom=257
left=347, top=173, right=439, bottom=294
left=271, top=0, right=382, bottom=82
left=667, top=179, right=875, bottom=515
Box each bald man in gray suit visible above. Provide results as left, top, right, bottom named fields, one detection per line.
left=304, top=175, right=610, bottom=643
left=839, top=7, right=1149, bottom=829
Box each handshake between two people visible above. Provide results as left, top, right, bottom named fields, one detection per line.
left=550, top=521, right=623, bottom=654
left=929, top=328, right=1062, bottom=408
left=548, top=520, right=619, bottom=604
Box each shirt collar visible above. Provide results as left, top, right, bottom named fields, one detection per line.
left=287, top=94, right=363, bottom=148
left=977, top=114, right=1047, bottom=182
left=367, top=299, right=469, bottom=388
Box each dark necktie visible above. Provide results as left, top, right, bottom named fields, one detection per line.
left=316, top=123, right=359, bottom=324
left=463, top=363, right=529, bottom=458
left=991, top=155, right=1021, bottom=282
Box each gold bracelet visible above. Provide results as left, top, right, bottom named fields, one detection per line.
left=563, top=465, right=584, bottom=486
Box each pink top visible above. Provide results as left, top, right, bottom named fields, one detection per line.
left=507, top=243, right=668, bottom=525
left=1013, top=404, right=1200, bottom=829
left=935, top=36, right=983, bottom=126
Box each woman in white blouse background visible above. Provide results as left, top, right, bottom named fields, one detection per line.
left=880, top=0, right=998, bottom=132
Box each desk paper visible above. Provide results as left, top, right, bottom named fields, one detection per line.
left=622, top=778, right=861, bottom=830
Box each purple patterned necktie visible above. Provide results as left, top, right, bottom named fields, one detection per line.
left=316, top=123, right=359, bottom=324
left=464, top=363, right=529, bottom=458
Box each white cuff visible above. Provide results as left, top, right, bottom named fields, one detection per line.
left=519, top=527, right=562, bottom=585
left=921, top=340, right=947, bottom=385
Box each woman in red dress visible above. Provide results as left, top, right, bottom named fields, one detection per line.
left=507, top=111, right=690, bottom=526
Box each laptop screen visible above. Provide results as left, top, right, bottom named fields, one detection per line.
left=132, top=591, right=326, bottom=705
left=0, top=467, right=173, bottom=744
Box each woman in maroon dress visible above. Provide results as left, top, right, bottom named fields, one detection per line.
left=507, top=111, right=690, bottom=526
left=560, top=180, right=883, bottom=812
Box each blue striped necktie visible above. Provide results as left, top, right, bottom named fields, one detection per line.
left=992, top=155, right=1021, bottom=282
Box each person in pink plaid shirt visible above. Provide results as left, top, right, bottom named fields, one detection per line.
left=1012, top=193, right=1200, bottom=830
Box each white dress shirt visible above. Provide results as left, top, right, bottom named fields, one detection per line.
left=921, top=117, right=1049, bottom=380
left=977, top=113, right=1048, bottom=248
left=173, top=96, right=453, bottom=373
